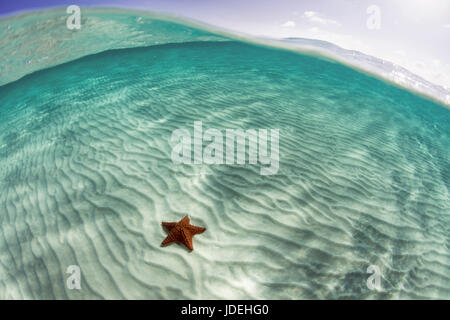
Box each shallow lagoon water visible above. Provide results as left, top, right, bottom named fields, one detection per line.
left=0, top=8, right=449, bottom=299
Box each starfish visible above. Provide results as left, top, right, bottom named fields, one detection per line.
left=161, top=216, right=206, bottom=251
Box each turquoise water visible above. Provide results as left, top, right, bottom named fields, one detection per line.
left=0, top=9, right=449, bottom=299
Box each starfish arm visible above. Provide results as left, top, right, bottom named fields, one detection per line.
left=181, top=229, right=194, bottom=251
left=161, top=233, right=177, bottom=246
left=186, top=225, right=206, bottom=235
left=179, top=216, right=190, bottom=226
left=162, top=222, right=177, bottom=231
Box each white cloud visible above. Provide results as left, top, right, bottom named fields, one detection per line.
left=282, top=21, right=296, bottom=28
left=303, top=11, right=341, bottom=26
left=444, top=24, right=450, bottom=28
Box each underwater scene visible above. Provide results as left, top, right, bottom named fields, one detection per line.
left=0, top=8, right=449, bottom=300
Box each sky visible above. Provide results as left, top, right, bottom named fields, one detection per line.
left=1, top=0, right=450, bottom=90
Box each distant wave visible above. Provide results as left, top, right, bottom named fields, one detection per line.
left=0, top=7, right=449, bottom=108
left=276, top=37, right=450, bottom=108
